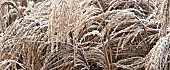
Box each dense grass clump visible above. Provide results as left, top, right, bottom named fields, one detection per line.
left=0, top=0, right=170, bottom=70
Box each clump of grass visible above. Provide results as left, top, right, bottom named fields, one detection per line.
left=49, top=0, right=82, bottom=52
left=0, top=0, right=170, bottom=70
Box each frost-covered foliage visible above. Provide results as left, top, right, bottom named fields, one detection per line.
left=0, top=0, right=170, bottom=70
